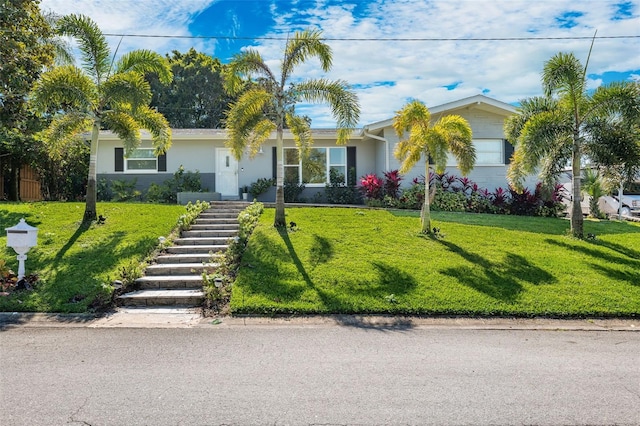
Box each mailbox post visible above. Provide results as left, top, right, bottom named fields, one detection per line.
left=5, top=219, right=38, bottom=280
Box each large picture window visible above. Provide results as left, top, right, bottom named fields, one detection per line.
left=474, top=139, right=503, bottom=164
left=283, top=147, right=347, bottom=185
left=125, top=148, right=157, bottom=171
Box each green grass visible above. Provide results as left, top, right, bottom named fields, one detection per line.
left=231, top=208, right=640, bottom=317
left=0, top=202, right=184, bottom=313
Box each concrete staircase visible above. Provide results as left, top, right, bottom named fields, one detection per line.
left=117, top=201, right=248, bottom=309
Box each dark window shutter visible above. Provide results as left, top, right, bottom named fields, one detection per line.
left=272, top=147, right=277, bottom=180
left=158, top=153, right=167, bottom=172
left=504, top=139, right=515, bottom=164
left=347, top=146, right=357, bottom=186
left=115, top=148, right=124, bottom=172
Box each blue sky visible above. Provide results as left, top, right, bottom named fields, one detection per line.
left=41, top=0, right=640, bottom=127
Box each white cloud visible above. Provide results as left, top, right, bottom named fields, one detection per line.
left=40, top=0, right=640, bottom=127
left=41, top=0, right=219, bottom=55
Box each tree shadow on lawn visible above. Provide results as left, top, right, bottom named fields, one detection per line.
left=392, top=210, right=640, bottom=237
left=309, top=234, right=334, bottom=268
left=436, top=239, right=556, bottom=303
left=544, top=239, right=640, bottom=287
left=8, top=225, right=157, bottom=312
left=238, top=228, right=418, bottom=312
left=0, top=210, right=41, bottom=229
left=544, top=239, right=640, bottom=267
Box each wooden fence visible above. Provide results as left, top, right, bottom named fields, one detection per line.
left=0, top=165, right=42, bottom=201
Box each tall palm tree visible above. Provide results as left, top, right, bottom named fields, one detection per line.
left=30, top=14, right=172, bottom=222
left=224, top=29, right=360, bottom=227
left=393, top=100, right=475, bottom=234
left=505, top=52, right=639, bottom=238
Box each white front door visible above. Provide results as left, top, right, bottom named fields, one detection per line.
left=216, top=148, right=238, bottom=197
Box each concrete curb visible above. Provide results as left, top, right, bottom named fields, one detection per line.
left=1, top=312, right=638, bottom=331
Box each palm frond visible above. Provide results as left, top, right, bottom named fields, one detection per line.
left=243, top=119, right=276, bottom=158
left=542, top=52, right=585, bottom=100
left=101, top=71, right=152, bottom=111
left=129, top=105, right=172, bottom=155
left=295, top=79, right=360, bottom=143
left=507, top=148, right=529, bottom=191
left=56, top=14, right=110, bottom=83
left=392, top=99, right=431, bottom=137
left=225, top=49, right=276, bottom=95
left=393, top=100, right=432, bottom=173
left=225, top=89, right=274, bottom=159
left=504, top=96, right=557, bottom=142
left=115, top=50, right=172, bottom=85
left=286, top=113, right=313, bottom=155
left=101, top=110, right=141, bottom=154
left=42, top=112, right=91, bottom=158
left=282, top=29, right=332, bottom=81
left=30, top=65, right=97, bottom=113
left=435, top=115, right=475, bottom=175
left=587, top=81, right=640, bottom=122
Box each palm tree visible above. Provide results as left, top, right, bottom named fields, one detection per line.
left=393, top=100, right=475, bottom=234
left=30, top=14, right=172, bottom=222
left=224, top=29, right=360, bottom=227
left=582, top=168, right=605, bottom=219
left=505, top=52, right=640, bottom=238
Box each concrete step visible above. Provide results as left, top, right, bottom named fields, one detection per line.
left=144, top=263, right=219, bottom=276
left=136, top=275, right=204, bottom=289
left=181, top=229, right=238, bottom=238
left=203, top=208, right=244, bottom=214
left=209, top=201, right=249, bottom=208
left=189, top=223, right=239, bottom=230
left=198, top=213, right=239, bottom=220
left=166, top=245, right=228, bottom=254
left=156, top=253, right=221, bottom=264
left=118, top=289, right=205, bottom=307
left=174, top=236, right=231, bottom=246
left=195, top=218, right=239, bottom=225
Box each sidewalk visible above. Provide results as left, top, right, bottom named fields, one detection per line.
left=1, top=310, right=638, bottom=331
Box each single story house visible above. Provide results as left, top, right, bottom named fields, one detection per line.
left=96, top=94, right=538, bottom=201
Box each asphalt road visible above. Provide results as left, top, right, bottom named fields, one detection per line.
left=1, top=324, right=639, bottom=425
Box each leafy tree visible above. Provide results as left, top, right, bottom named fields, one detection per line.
left=393, top=99, right=475, bottom=234
left=148, top=49, right=234, bottom=128
left=30, top=14, right=172, bottom=222
left=505, top=52, right=640, bottom=238
left=0, top=0, right=55, bottom=200
left=224, top=29, right=360, bottom=227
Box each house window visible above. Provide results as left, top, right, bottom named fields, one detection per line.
left=474, top=139, right=503, bottom=165
left=283, top=147, right=347, bottom=185
left=125, top=148, right=157, bottom=171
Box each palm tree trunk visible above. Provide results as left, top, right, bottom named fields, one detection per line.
left=83, top=121, right=99, bottom=223
left=570, top=140, right=583, bottom=238
left=421, top=161, right=431, bottom=234
left=274, top=127, right=286, bottom=227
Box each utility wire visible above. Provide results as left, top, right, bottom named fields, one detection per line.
left=102, top=33, right=640, bottom=41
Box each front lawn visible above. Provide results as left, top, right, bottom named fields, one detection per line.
left=232, top=208, right=640, bottom=317
left=0, top=202, right=184, bottom=313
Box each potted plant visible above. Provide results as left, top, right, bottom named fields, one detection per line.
left=241, top=185, right=249, bottom=200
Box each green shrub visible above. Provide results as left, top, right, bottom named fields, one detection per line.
left=203, top=202, right=264, bottom=313
left=146, top=165, right=202, bottom=203
left=97, top=178, right=113, bottom=201
left=284, top=181, right=305, bottom=202
left=176, top=200, right=210, bottom=231
left=433, top=190, right=467, bottom=212
left=111, top=179, right=141, bottom=202
left=325, top=169, right=361, bottom=205
left=249, top=178, right=275, bottom=199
